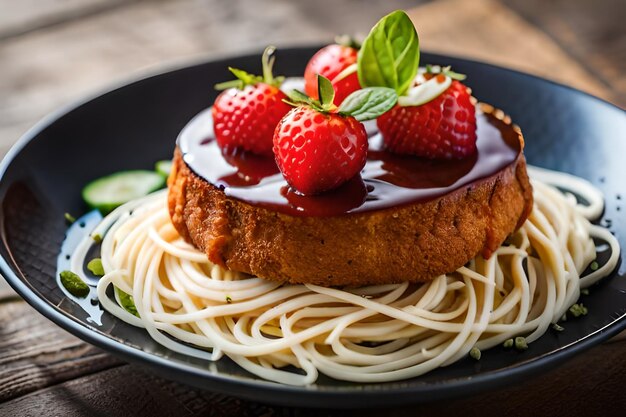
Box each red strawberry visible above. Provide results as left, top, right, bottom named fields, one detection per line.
left=273, top=106, right=367, bottom=195
left=377, top=80, right=477, bottom=159
left=212, top=46, right=291, bottom=156
left=213, top=85, right=290, bottom=155
left=273, top=74, right=397, bottom=195
left=304, top=44, right=361, bottom=106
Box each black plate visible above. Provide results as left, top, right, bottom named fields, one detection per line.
left=1, top=47, right=625, bottom=408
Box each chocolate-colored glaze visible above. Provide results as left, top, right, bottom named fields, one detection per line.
left=177, top=105, right=522, bottom=217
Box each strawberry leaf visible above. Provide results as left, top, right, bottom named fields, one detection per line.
left=214, top=67, right=261, bottom=90
left=229, top=67, right=261, bottom=85
left=286, top=90, right=311, bottom=105
left=283, top=89, right=325, bottom=112
left=339, top=87, right=397, bottom=121
left=442, top=66, right=467, bottom=81
left=214, top=79, right=244, bottom=91
left=214, top=46, right=284, bottom=91
left=286, top=89, right=312, bottom=104
left=317, top=74, right=335, bottom=110
left=357, top=10, right=420, bottom=96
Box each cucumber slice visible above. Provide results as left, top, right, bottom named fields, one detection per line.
left=155, top=159, right=173, bottom=178
left=82, top=170, right=165, bottom=213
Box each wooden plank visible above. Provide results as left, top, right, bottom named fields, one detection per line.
left=1, top=338, right=625, bottom=416
left=503, top=0, right=626, bottom=106
left=0, top=300, right=123, bottom=403
left=0, top=0, right=137, bottom=40
left=406, top=0, right=618, bottom=104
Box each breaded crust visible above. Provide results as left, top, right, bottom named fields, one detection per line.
left=168, top=148, right=533, bottom=286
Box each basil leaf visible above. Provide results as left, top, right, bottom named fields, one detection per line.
left=317, top=74, right=335, bottom=110
left=339, top=87, right=397, bottom=121
left=357, top=10, right=420, bottom=96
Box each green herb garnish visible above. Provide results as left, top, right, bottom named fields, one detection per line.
left=226, top=296, right=233, bottom=304
left=581, top=288, right=589, bottom=296
left=469, top=347, right=481, bottom=360
left=590, top=261, right=599, bottom=271
left=338, top=87, right=398, bottom=121
left=503, top=338, right=514, bottom=349
left=60, top=270, right=90, bottom=298
left=357, top=10, right=420, bottom=96
left=551, top=323, right=564, bottom=332
left=569, top=303, right=588, bottom=317
left=92, top=233, right=102, bottom=243
left=64, top=213, right=76, bottom=224
left=87, top=258, right=105, bottom=276
left=514, top=337, right=528, bottom=350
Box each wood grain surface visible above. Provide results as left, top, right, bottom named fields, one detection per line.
left=1, top=297, right=625, bottom=416
left=0, top=0, right=624, bottom=415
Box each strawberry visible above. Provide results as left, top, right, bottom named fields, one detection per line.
left=212, top=46, right=291, bottom=156
left=273, top=106, right=367, bottom=195
left=273, top=75, right=397, bottom=195
left=304, top=41, right=361, bottom=106
left=377, top=78, right=477, bottom=159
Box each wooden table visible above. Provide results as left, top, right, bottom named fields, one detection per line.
left=1, top=0, right=625, bottom=415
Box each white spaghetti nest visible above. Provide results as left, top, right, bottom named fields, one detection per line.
left=83, top=168, right=619, bottom=385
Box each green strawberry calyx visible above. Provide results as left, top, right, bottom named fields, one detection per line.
left=215, top=46, right=285, bottom=91
left=284, top=74, right=397, bottom=122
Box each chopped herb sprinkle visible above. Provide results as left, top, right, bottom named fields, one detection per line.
left=60, top=270, right=90, bottom=298
left=581, top=288, right=589, bottom=296
left=64, top=213, right=76, bottom=224
left=92, top=233, right=103, bottom=243
left=514, top=337, right=528, bottom=350
left=503, top=339, right=514, bottom=349
left=569, top=303, right=588, bottom=317
left=87, top=258, right=105, bottom=276
left=226, top=296, right=232, bottom=304
left=469, top=347, right=481, bottom=360
left=551, top=323, right=564, bottom=332
left=590, top=261, right=599, bottom=271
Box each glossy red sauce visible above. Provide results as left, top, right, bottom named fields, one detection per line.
left=177, top=105, right=522, bottom=217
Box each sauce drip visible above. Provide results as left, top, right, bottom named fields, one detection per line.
left=178, top=105, right=521, bottom=217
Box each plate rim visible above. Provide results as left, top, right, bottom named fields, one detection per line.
left=1, top=46, right=625, bottom=408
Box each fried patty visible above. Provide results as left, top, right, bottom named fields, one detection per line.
left=167, top=141, right=533, bottom=286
